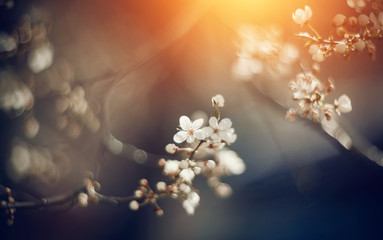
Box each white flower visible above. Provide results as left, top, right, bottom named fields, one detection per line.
left=335, top=94, right=352, bottom=114
left=289, top=73, right=322, bottom=100
left=182, top=191, right=200, bottom=215
left=179, top=168, right=195, bottom=183
left=173, top=116, right=205, bottom=143
left=163, top=160, right=180, bottom=175
left=292, top=6, right=312, bottom=25
left=204, top=117, right=237, bottom=144
left=216, top=150, right=246, bottom=175
left=212, top=94, right=225, bottom=108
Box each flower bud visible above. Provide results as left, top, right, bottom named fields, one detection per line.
left=156, top=181, right=167, bottom=192
left=332, top=14, right=346, bottom=26
left=335, top=42, right=347, bottom=54
left=129, top=200, right=140, bottom=211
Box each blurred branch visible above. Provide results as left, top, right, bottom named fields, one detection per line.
left=0, top=184, right=143, bottom=210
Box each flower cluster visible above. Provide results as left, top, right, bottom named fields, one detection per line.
left=0, top=187, right=15, bottom=226
left=56, top=85, right=100, bottom=138
left=77, top=173, right=101, bottom=208
left=232, top=25, right=299, bottom=81
left=127, top=95, right=245, bottom=215
left=0, top=71, right=34, bottom=115
left=294, top=1, right=383, bottom=62
left=286, top=71, right=352, bottom=122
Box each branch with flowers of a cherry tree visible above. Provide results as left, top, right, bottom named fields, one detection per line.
left=1, top=94, right=245, bottom=223
left=231, top=0, right=383, bottom=167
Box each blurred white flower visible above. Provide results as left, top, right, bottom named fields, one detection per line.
left=335, top=94, right=352, bottom=114
left=354, top=39, right=366, bottom=51
left=335, top=42, right=347, bottom=54
left=292, top=6, right=312, bottom=25
left=308, top=45, right=325, bottom=62
left=233, top=25, right=299, bottom=81
left=77, top=193, right=88, bottom=207
left=232, top=57, right=263, bottom=80
left=347, top=0, right=366, bottom=13
left=163, top=160, right=180, bottom=175
left=215, top=150, right=246, bottom=175
left=179, top=168, right=195, bottom=183
left=358, top=14, right=370, bottom=27
left=28, top=42, right=54, bottom=73
left=369, top=12, right=383, bottom=30
left=173, top=116, right=205, bottom=143
left=214, top=183, right=233, bottom=198
left=182, top=191, right=200, bottom=215
left=0, top=33, right=16, bottom=52
left=333, top=14, right=346, bottom=26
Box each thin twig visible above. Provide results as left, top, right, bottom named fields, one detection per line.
left=190, top=140, right=204, bottom=160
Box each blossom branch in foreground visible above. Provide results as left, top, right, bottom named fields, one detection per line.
left=0, top=95, right=245, bottom=223
left=130, top=94, right=244, bottom=215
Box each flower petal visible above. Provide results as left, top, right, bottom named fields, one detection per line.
left=173, top=131, right=188, bottom=143
left=186, top=134, right=195, bottom=143
left=192, top=118, right=204, bottom=130
left=179, top=116, right=191, bottom=130
left=218, top=118, right=232, bottom=130
left=195, top=129, right=207, bottom=140
left=211, top=133, right=220, bottom=142
left=209, top=117, right=218, bottom=128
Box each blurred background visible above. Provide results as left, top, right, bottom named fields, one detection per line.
left=1, top=0, right=383, bottom=239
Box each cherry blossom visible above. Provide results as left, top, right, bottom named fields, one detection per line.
left=292, top=6, right=312, bottom=25
left=173, top=116, right=205, bottom=143
left=215, top=150, right=246, bottom=175
left=203, top=117, right=237, bottom=144
left=182, top=191, right=200, bottom=215
left=179, top=168, right=195, bottom=183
